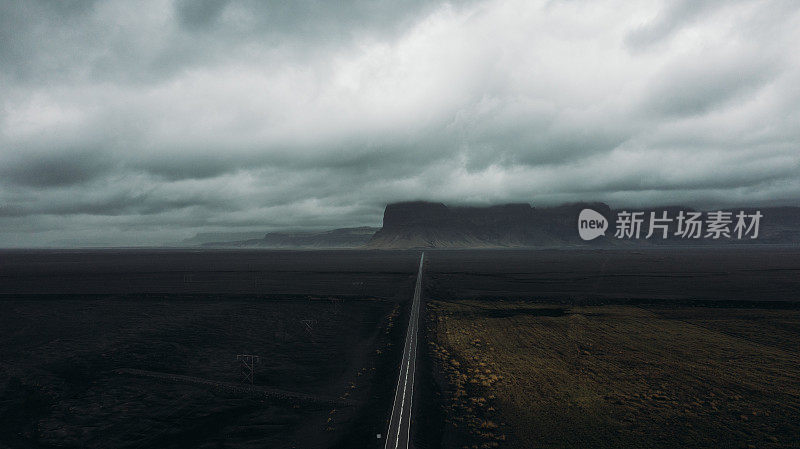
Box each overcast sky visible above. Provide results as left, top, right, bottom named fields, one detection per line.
left=1, top=0, right=799, bottom=246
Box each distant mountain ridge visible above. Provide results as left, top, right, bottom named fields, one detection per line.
left=193, top=202, right=800, bottom=249
left=182, top=231, right=267, bottom=245
left=199, top=227, right=378, bottom=248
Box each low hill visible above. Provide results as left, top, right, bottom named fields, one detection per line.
left=201, top=227, right=379, bottom=248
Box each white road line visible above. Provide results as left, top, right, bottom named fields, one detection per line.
left=385, top=252, right=424, bottom=449
left=404, top=315, right=417, bottom=448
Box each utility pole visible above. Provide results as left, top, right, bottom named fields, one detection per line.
left=236, top=354, right=260, bottom=385
left=301, top=319, right=317, bottom=335
left=353, top=281, right=365, bottom=297
left=330, top=297, right=343, bottom=315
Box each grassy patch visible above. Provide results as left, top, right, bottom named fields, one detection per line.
left=427, top=300, right=800, bottom=448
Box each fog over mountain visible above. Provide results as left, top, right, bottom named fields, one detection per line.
left=1, top=0, right=799, bottom=246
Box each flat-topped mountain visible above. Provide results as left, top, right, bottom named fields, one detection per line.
left=367, top=201, right=612, bottom=248
left=367, top=201, right=800, bottom=249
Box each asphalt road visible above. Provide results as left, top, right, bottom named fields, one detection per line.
left=385, top=252, right=425, bottom=449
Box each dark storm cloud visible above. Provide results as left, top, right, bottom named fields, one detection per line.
left=1, top=0, right=799, bottom=246
left=1, top=147, right=113, bottom=188
left=0, top=0, right=446, bottom=85
left=0, top=194, right=223, bottom=218
left=0, top=0, right=103, bottom=82
left=174, top=0, right=439, bottom=35
left=640, top=48, right=780, bottom=117
left=175, top=0, right=230, bottom=29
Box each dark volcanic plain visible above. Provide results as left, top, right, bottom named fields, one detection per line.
left=0, top=250, right=419, bottom=449
left=1, top=247, right=800, bottom=448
